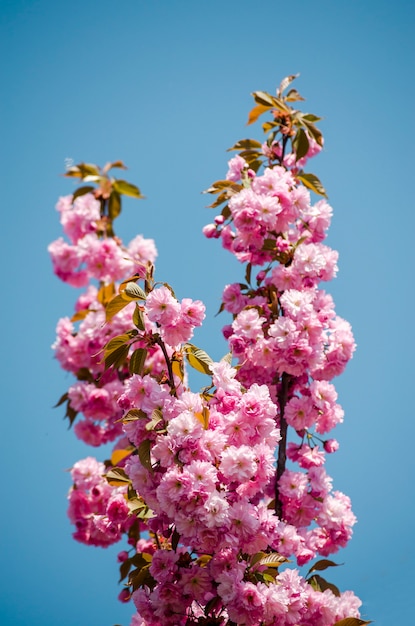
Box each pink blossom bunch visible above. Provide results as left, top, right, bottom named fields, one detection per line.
left=145, top=286, right=206, bottom=346
left=226, top=286, right=355, bottom=387
left=49, top=193, right=157, bottom=286
left=68, top=456, right=130, bottom=547
left=203, top=157, right=337, bottom=269
left=50, top=83, right=365, bottom=626
left=52, top=285, right=167, bottom=446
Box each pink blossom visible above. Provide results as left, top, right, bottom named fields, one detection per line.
left=232, top=308, right=265, bottom=340
left=149, top=550, right=179, bottom=584
left=226, top=154, right=247, bottom=181
left=222, top=283, right=249, bottom=313
left=278, top=470, right=309, bottom=500
left=127, top=234, right=157, bottom=265
left=220, top=445, right=257, bottom=482
left=145, top=286, right=181, bottom=326
left=324, top=438, right=339, bottom=453
left=78, top=234, right=131, bottom=282
left=57, top=193, right=100, bottom=243
left=48, top=238, right=88, bottom=286
left=201, top=492, right=230, bottom=528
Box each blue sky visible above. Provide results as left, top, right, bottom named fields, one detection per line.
left=1, top=1, right=414, bottom=624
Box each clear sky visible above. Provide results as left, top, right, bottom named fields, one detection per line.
left=1, top=1, right=414, bottom=624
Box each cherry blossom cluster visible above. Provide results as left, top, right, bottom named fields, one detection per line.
left=68, top=456, right=131, bottom=547
left=50, top=193, right=161, bottom=446
left=120, top=361, right=361, bottom=625
left=49, top=193, right=157, bottom=286
left=201, top=135, right=358, bottom=565
left=50, top=81, right=365, bottom=626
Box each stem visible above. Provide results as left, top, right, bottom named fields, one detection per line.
left=155, top=335, right=177, bottom=396
left=280, top=134, right=289, bottom=165
left=275, top=372, right=290, bottom=518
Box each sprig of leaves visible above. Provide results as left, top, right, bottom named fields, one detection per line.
left=64, top=160, right=144, bottom=231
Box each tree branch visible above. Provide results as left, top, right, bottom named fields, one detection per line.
left=275, top=372, right=290, bottom=518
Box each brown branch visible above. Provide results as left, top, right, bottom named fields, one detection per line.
left=275, top=372, right=290, bottom=518
left=154, top=335, right=177, bottom=397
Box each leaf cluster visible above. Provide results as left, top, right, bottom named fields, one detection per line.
left=204, top=75, right=327, bottom=226
left=64, top=160, right=144, bottom=234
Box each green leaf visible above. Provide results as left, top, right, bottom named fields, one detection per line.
left=106, top=467, right=131, bottom=486
left=138, top=439, right=152, bottom=473
left=82, top=174, right=101, bottom=183
left=183, top=343, right=214, bottom=375
left=194, top=407, right=210, bottom=429
left=228, top=138, right=262, bottom=151
left=130, top=552, right=153, bottom=568
left=307, top=559, right=341, bottom=575
left=302, top=113, right=322, bottom=122
left=171, top=358, right=184, bottom=382
left=111, top=448, right=133, bottom=466
left=70, top=308, right=91, bottom=322
left=129, top=348, right=147, bottom=375
left=239, top=150, right=262, bottom=165
left=333, top=617, right=372, bottom=626
left=262, top=238, right=277, bottom=251
left=277, top=74, right=299, bottom=97
left=103, top=160, right=127, bottom=173
left=104, top=334, right=131, bottom=369
left=105, top=344, right=129, bottom=369
left=297, top=172, right=327, bottom=197
left=124, top=282, right=147, bottom=300
left=249, top=551, right=267, bottom=566
left=207, top=191, right=230, bottom=209
left=54, top=392, right=68, bottom=408
left=258, top=553, right=290, bottom=568
left=78, top=163, right=100, bottom=177
left=221, top=204, right=231, bottom=220
left=262, top=120, right=278, bottom=133
left=127, top=496, right=147, bottom=514
left=252, top=91, right=276, bottom=107
left=105, top=333, right=131, bottom=354
left=97, top=282, right=116, bottom=306
left=145, top=408, right=163, bottom=431
left=245, top=262, right=252, bottom=285
left=245, top=158, right=263, bottom=173
left=119, top=558, right=132, bottom=582
left=65, top=400, right=78, bottom=427
left=286, top=88, right=305, bottom=102
left=133, top=305, right=145, bottom=330
left=129, top=564, right=153, bottom=591
left=171, top=528, right=180, bottom=551
left=301, top=119, right=323, bottom=146
left=121, top=408, right=148, bottom=423
left=72, top=186, right=95, bottom=202
left=308, top=574, right=340, bottom=597
left=108, top=190, right=121, bottom=220
left=253, top=91, right=289, bottom=112
left=161, top=282, right=177, bottom=298
left=65, top=163, right=100, bottom=178
left=292, top=127, right=310, bottom=161
left=75, top=367, right=94, bottom=382
left=204, top=180, right=242, bottom=194
left=247, top=103, right=271, bottom=125
left=113, top=179, right=143, bottom=199
left=105, top=294, right=132, bottom=322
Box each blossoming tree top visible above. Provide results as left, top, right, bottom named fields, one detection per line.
left=49, top=75, right=369, bottom=626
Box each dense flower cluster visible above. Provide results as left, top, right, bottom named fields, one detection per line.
left=49, top=193, right=157, bottom=286
left=50, top=193, right=161, bottom=446
left=68, top=456, right=131, bottom=546
left=51, top=82, right=364, bottom=626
